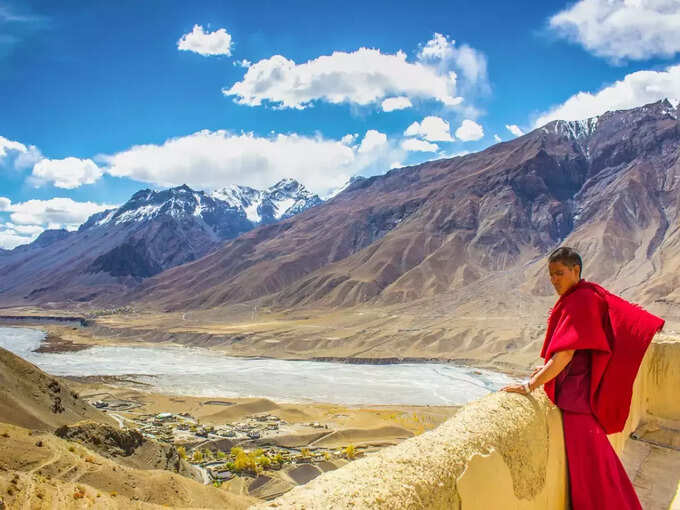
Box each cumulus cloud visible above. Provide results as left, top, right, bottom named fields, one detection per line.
left=31, top=157, right=103, bottom=189
left=381, top=96, right=413, bottom=112
left=103, top=129, right=406, bottom=196
left=358, top=130, right=387, bottom=153
left=0, top=227, right=34, bottom=250
left=0, top=135, right=42, bottom=170
left=494, top=134, right=502, bottom=143
left=506, top=124, right=524, bottom=137
left=454, top=119, right=484, bottom=141
left=0, top=197, right=114, bottom=249
left=549, top=0, right=680, bottom=62
left=401, top=138, right=439, bottom=152
left=534, top=64, right=680, bottom=127
left=177, top=24, right=233, bottom=56
left=404, top=116, right=454, bottom=142
left=222, top=33, right=488, bottom=109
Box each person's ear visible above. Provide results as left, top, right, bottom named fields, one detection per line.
left=575, top=265, right=581, bottom=279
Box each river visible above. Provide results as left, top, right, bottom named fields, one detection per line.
left=0, top=326, right=516, bottom=406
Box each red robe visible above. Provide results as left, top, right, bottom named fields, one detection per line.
left=540, top=279, right=664, bottom=509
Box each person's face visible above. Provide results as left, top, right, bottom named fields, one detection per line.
left=548, top=261, right=581, bottom=296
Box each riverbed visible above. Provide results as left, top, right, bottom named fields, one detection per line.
left=0, top=326, right=516, bottom=406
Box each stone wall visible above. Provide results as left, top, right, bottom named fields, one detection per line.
left=253, top=336, right=679, bottom=510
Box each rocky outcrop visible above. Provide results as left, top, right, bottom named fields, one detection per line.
left=55, top=421, right=145, bottom=457
left=53, top=420, right=196, bottom=477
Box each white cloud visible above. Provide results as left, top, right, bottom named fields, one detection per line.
left=0, top=135, right=42, bottom=170
left=11, top=223, right=44, bottom=235
left=381, top=96, right=413, bottom=112
left=549, top=0, right=680, bottom=62
left=234, top=59, right=251, bottom=68
left=389, top=161, right=403, bottom=169
left=417, top=33, right=490, bottom=95
left=0, top=135, right=26, bottom=156
left=0, top=197, right=114, bottom=249
left=494, top=134, right=502, bottom=143
left=454, top=119, right=484, bottom=141
left=506, top=124, right=525, bottom=137
left=0, top=228, right=33, bottom=250
left=341, top=133, right=358, bottom=145
left=31, top=157, right=103, bottom=189
left=4, top=197, right=114, bottom=227
left=177, top=24, right=233, bottom=56
left=404, top=116, right=454, bottom=142
left=401, top=138, right=439, bottom=152
left=534, top=64, right=680, bottom=127
left=223, top=38, right=471, bottom=109
left=104, top=129, right=405, bottom=196
left=358, top=130, right=387, bottom=153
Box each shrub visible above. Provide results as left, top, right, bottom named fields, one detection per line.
left=255, top=455, right=271, bottom=469
left=191, top=450, right=204, bottom=463
left=177, top=446, right=187, bottom=460
left=232, top=450, right=256, bottom=473
left=343, top=444, right=356, bottom=459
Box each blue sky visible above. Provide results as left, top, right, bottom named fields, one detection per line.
left=1, top=0, right=679, bottom=248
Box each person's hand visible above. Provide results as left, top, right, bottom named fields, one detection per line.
left=501, top=383, right=530, bottom=395
left=530, top=365, right=543, bottom=378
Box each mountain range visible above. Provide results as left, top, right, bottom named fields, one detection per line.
left=0, top=179, right=321, bottom=303
left=131, top=100, right=680, bottom=321
left=1, top=101, right=678, bottom=331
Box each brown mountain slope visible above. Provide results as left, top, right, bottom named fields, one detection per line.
left=134, top=100, right=680, bottom=314
left=0, top=422, right=256, bottom=509
left=0, top=346, right=116, bottom=430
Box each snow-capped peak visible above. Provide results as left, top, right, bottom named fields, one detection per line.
left=80, top=180, right=322, bottom=234
left=554, top=116, right=600, bottom=139
left=323, top=176, right=366, bottom=200
left=211, top=179, right=322, bottom=224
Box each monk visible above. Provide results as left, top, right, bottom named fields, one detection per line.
left=502, top=247, right=664, bottom=509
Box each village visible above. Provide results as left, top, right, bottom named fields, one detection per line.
left=86, top=395, right=366, bottom=499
